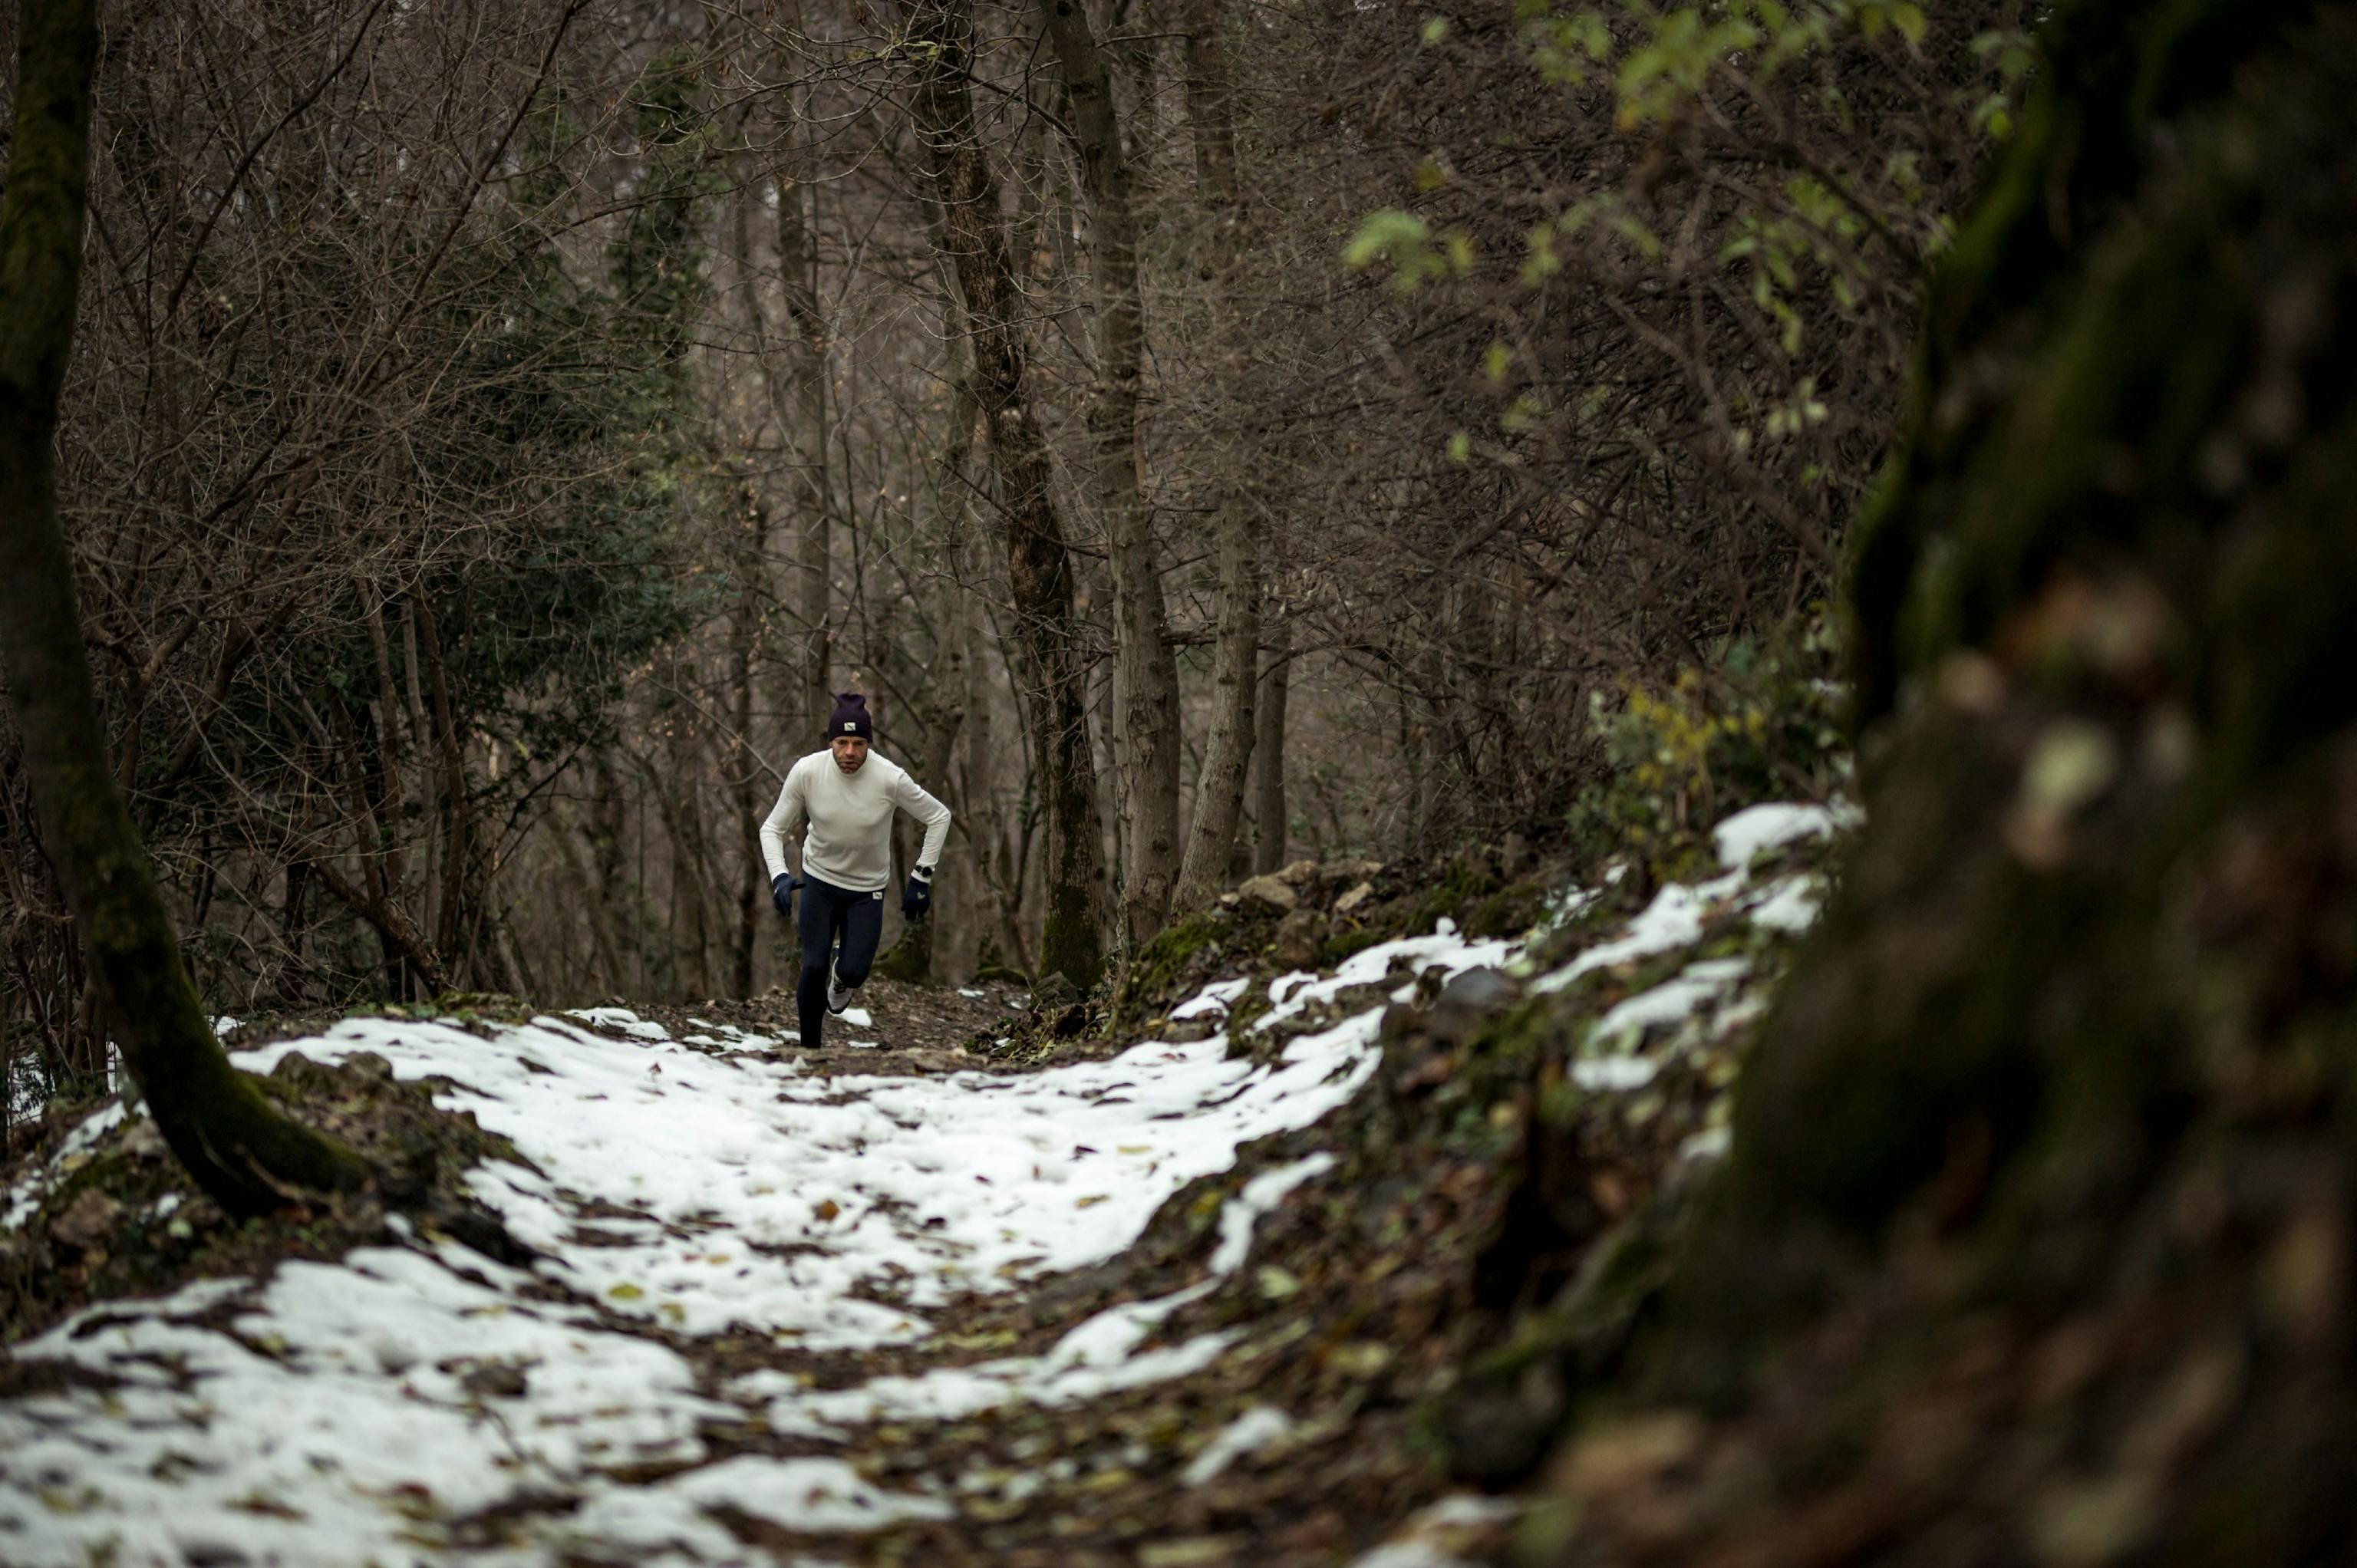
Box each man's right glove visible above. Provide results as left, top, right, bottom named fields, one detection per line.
left=772, top=873, right=798, bottom=918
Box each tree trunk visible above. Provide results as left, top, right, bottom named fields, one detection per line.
left=961, top=541, right=1027, bottom=974
left=729, top=597, right=764, bottom=1000
left=906, top=0, right=1106, bottom=990
left=1172, top=0, right=1261, bottom=913
left=658, top=700, right=716, bottom=1001
left=1558, top=4, right=2357, bottom=1556
left=363, top=589, right=420, bottom=996
left=769, top=106, right=833, bottom=740
left=414, top=593, right=471, bottom=979
left=588, top=753, right=639, bottom=993
left=308, top=858, right=451, bottom=997
left=0, top=0, right=368, bottom=1214
left=555, top=806, right=626, bottom=998
left=1251, top=628, right=1291, bottom=875
left=877, top=372, right=980, bottom=984
left=1036, top=0, right=1185, bottom=946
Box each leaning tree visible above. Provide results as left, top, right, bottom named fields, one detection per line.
left=0, top=0, right=368, bottom=1213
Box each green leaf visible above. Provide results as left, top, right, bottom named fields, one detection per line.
left=1521, top=222, right=1561, bottom=284
left=1421, top=15, right=1449, bottom=44
left=1342, top=209, right=1430, bottom=271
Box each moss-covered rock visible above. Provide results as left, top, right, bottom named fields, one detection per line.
left=1110, top=908, right=1231, bottom=1027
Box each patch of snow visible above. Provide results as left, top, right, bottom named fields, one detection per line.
left=664, top=1454, right=950, bottom=1530
left=1571, top=1055, right=1660, bottom=1092
left=1170, top=975, right=1251, bottom=1021
left=1532, top=884, right=1601, bottom=934
left=1210, top=1153, right=1335, bottom=1274
left=1416, top=1493, right=1521, bottom=1527
left=1182, top=1405, right=1294, bottom=1485
left=1713, top=799, right=1857, bottom=870
left=1353, top=1547, right=1477, bottom=1568
left=222, top=1004, right=1377, bottom=1349
left=1254, top=926, right=1511, bottom=1034
left=1351, top=1491, right=1522, bottom=1567
left=841, top=1006, right=874, bottom=1029
left=1680, top=1125, right=1733, bottom=1161
left=211, top=1015, right=242, bottom=1037
left=564, top=1006, right=670, bottom=1040
left=3, top=1102, right=132, bottom=1233
left=1535, top=870, right=1745, bottom=992
left=1747, top=872, right=1826, bottom=934
left=740, top=1151, right=1344, bottom=1432
left=958, top=987, right=986, bottom=998
left=1588, top=957, right=1751, bottom=1048
left=1266, top=969, right=1319, bottom=1007
left=1, top=1253, right=728, bottom=1566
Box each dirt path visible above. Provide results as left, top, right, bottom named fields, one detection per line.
left=0, top=805, right=1848, bottom=1566
left=0, top=938, right=1525, bottom=1567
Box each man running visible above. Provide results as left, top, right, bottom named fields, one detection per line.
left=760, top=693, right=952, bottom=1052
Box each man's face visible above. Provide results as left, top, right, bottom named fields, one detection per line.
left=831, top=736, right=870, bottom=772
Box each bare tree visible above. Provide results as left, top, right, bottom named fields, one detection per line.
left=905, top=0, right=1107, bottom=988
left=1171, top=0, right=1261, bottom=908
left=0, top=0, right=368, bottom=1212
left=1037, top=0, right=1184, bottom=944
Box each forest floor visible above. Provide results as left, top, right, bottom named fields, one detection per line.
left=0, top=804, right=1849, bottom=1567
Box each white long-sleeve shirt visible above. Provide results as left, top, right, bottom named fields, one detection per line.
left=759, top=750, right=951, bottom=894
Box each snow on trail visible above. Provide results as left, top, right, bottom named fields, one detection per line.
left=0, top=805, right=1847, bottom=1566
left=0, top=931, right=1502, bottom=1566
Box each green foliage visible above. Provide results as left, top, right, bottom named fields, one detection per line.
left=1514, top=1, right=1935, bottom=120
left=1342, top=209, right=1475, bottom=292
left=1350, top=1, right=2028, bottom=489
left=1568, top=611, right=1851, bottom=878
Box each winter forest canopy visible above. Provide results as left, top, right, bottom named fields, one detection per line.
left=8, top=0, right=2357, bottom=1561
left=1, top=0, right=2012, bottom=1047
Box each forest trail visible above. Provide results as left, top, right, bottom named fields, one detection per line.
left=0, top=804, right=1846, bottom=1567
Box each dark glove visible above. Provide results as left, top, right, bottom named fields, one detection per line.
left=901, top=868, right=934, bottom=921
left=772, top=873, right=798, bottom=918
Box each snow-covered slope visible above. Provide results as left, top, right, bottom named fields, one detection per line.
left=0, top=801, right=1848, bottom=1566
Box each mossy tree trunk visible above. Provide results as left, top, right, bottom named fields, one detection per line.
left=0, top=0, right=371, bottom=1216
left=1592, top=0, right=2357, bottom=1555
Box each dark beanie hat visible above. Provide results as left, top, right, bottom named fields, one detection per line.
left=827, top=692, right=874, bottom=741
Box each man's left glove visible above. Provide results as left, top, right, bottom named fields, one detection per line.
left=901, top=866, right=934, bottom=921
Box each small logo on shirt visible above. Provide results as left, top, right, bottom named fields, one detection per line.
left=872, top=890, right=884, bottom=900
